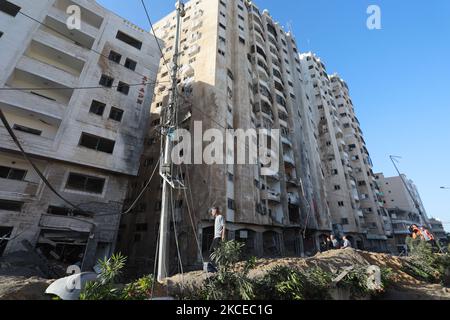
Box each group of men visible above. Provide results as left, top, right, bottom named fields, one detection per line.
left=320, top=235, right=352, bottom=252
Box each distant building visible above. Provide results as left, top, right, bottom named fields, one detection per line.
left=0, top=0, right=160, bottom=268
left=375, top=173, right=430, bottom=253
left=429, top=218, right=447, bottom=246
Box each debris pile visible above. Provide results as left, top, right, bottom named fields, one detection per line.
left=166, top=249, right=450, bottom=300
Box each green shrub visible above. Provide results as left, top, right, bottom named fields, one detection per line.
left=80, top=253, right=127, bottom=300
left=197, top=240, right=255, bottom=300
left=254, top=266, right=332, bottom=300
left=380, top=267, right=395, bottom=289
left=80, top=253, right=155, bottom=300
left=402, top=237, right=447, bottom=284
left=121, top=275, right=154, bottom=300
left=339, top=267, right=372, bottom=298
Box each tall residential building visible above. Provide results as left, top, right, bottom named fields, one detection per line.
left=117, top=0, right=333, bottom=277
left=375, top=173, right=430, bottom=253
left=299, top=52, right=388, bottom=252
left=0, top=0, right=160, bottom=268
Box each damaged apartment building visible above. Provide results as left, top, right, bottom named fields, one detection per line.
left=299, top=53, right=390, bottom=252
left=117, top=0, right=335, bottom=277
left=0, top=0, right=160, bottom=268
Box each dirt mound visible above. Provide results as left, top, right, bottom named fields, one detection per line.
left=165, top=249, right=450, bottom=300
left=0, top=276, right=53, bottom=300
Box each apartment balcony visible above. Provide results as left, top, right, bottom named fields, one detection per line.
left=48, top=6, right=98, bottom=40
left=281, top=135, right=292, bottom=147
left=0, top=126, right=55, bottom=156
left=283, top=154, right=295, bottom=167
left=279, top=118, right=288, bottom=128
left=33, top=28, right=89, bottom=62
left=39, top=214, right=93, bottom=233
left=262, top=190, right=281, bottom=203
left=16, top=56, right=78, bottom=89
left=0, top=178, right=39, bottom=201
left=0, top=87, right=65, bottom=120
left=53, top=0, right=104, bottom=29
left=43, top=15, right=96, bottom=50
left=264, top=169, right=280, bottom=181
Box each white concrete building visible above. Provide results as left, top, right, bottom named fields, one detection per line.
left=0, top=0, right=160, bottom=268
left=375, top=173, right=430, bottom=253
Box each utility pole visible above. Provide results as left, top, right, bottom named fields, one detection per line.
left=157, top=0, right=185, bottom=283
left=389, top=156, right=429, bottom=227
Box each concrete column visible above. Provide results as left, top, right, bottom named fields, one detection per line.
left=81, top=237, right=98, bottom=272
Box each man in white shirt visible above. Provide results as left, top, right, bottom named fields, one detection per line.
left=342, top=235, right=352, bottom=249
left=209, top=207, right=226, bottom=257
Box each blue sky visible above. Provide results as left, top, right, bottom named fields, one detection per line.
left=97, top=0, right=450, bottom=231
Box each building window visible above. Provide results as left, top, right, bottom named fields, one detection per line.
left=47, top=206, right=88, bottom=217
left=0, top=31, right=3, bottom=38
left=116, top=31, right=142, bottom=50
left=65, top=173, right=106, bottom=194
left=334, top=185, right=341, bottom=191
left=0, top=166, right=27, bottom=181
left=89, top=100, right=106, bottom=116
left=124, top=58, right=137, bottom=71
left=108, top=50, right=122, bottom=63
left=341, top=218, right=349, bottom=225
left=13, top=124, right=42, bottom=136
left=228, top=198, right=235, bottom=210
left=99, top=75, right=114, bottom=87
left=117, top=81, right=130, bottom=95
left=109, top=107, right=124, bottom=122
left=0, top=199, right=23, bottom=212
left=79, top=133, right=116, bottom=154
left=0, top=1, right=21, bottom=17
left=338, top=201, right=345, bottom=207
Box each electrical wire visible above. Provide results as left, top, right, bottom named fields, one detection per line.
left=0, top=109, right=91, bottom=214
left=1, top=107, right=162, bottom=219
left=140, top=0, right=172, bottom=75
left=0, top=80, right=171, bottom=92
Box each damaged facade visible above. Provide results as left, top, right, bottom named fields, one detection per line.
left=299, top=53, right=389, bottom=252
left=117, top=0, right=337, bottom=277
left=0, top=0, right=160, bottom=269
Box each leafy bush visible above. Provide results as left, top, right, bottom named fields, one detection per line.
left=121, top=275, right=154, bottom=300
left=339, top=267, right=372, bottom=298
left=380, top=267, right=395, bottom=289
left=402, top=237, right=447, bottom=284
left=80, top=253, right=155, bottom=300
left=80, top=253, right=127, bottom=300
left=195, top=240, right=255, bottom=300
left=254, top=266, right=332, bottom=300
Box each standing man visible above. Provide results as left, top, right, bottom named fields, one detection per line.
left=342, top=235, right=352, bottom=249
left=209, top=207, right=226, bottom=258
left=330, top=234, right=340, bottom=249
